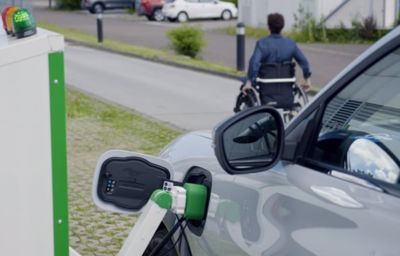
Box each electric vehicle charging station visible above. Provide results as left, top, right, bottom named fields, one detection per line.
left=0, top=10, right=71, bottom=255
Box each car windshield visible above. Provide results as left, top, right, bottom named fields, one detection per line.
left=166, top=0, right=175, bottom=2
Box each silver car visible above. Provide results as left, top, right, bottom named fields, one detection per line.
left=93, top=25, right=400, bottom=255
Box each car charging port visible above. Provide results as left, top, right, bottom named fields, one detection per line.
left=183, top=167, right=212, bottom=236
left=147, top=181, right=208, bottom=256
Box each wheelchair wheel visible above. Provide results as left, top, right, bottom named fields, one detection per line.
left=293, top=84, right=309, bottom=109
left=233, top=88, right=260, bottom=113
left=281, top=84, right=309, bottom=123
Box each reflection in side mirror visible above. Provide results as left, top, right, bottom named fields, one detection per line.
left=233, top=116, right=277, bottom=144
left=214, top=107, right=284, bottom=174
left=346, top=138, right=400, bottom=184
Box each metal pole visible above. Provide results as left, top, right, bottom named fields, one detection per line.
left=49, top=0, right=52, bottom=8
left=236, top=22, right=245, bottom=71
left=97, top=13, right=103, bottom=43
left=382, top=0, right=386, bottom=28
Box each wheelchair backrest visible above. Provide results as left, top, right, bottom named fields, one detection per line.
left=258, top=62, right=295, bottom=79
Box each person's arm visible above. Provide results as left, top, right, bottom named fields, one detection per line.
left=243, top=41, right=263, bottom=94
left=293, top=44, right=312, bottom=92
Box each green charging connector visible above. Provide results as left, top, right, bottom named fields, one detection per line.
left=151, top=189, right=172, bottom=209
left=184, top=183, right=208, bottom=220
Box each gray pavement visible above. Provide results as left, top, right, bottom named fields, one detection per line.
left=66, top=44, right=238, bottom=131
left=33, top=3, right=370, bottom=87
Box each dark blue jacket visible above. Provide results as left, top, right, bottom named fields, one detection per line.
left=247, top=34, right=311, bottom=85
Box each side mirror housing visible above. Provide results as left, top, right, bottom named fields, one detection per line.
left=214, top=106, right=284, bottom=174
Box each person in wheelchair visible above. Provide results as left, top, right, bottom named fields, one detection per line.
left=241, top=13, right=312, bottom=110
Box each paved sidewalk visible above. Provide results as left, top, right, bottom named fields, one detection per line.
left=32, top=4, right=370, bottom=88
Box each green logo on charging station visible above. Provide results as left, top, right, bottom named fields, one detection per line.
left=14, top=10, right=29, bottom=23
left=12, top=9, right=36, bottom=39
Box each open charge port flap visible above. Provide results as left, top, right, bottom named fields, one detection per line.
left=97, top=157, right=170, bottom=211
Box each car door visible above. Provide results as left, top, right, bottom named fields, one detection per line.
left=198, top=0, right=219, bottom=18
left=106, top=0, right=124, bottom=8
left=183, top=29, right=400, bottom=255
left=184, top=0, right=202, bottom=19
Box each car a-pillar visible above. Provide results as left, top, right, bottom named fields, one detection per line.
left=0, top=23, right=70, bottom=255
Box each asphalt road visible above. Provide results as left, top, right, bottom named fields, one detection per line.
left=66, top=44, right=238, bottom=131
left=33, top=3, right=370, bottom=87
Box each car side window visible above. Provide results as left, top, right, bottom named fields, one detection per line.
left=309, top=47, right=400, bottom=184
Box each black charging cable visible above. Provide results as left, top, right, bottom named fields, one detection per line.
left=149, top=217, right=185, bottom=256
left=159, top=221, right=188, bottom=256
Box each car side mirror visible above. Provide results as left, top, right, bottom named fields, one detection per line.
left=346, top=138, right=400, bottom=183
left=92, top=150, right=173, bottom=214
left=214, top=106, right=284, bottom=174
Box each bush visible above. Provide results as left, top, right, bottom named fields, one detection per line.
left=55, top=0, right=81, bottom=10
left=222, top=0, right=238, bottom=7
left=353, top=16, right=378, bottom=40
left=167, top=26, right=206, bottom=58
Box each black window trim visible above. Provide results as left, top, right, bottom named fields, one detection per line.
left=301, top=158, right=400, bottom=198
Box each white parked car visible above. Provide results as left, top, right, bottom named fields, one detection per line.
left=162, top=0, right=237, bottom=22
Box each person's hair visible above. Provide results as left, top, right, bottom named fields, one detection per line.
left=267, top=13, right=285, bottom=34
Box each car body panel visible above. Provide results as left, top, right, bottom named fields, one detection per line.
left=159, top=130, right=400, bottom=255
left=199, top=0, right=218, bottom=18
left=139, top=0, right=165, bottom=17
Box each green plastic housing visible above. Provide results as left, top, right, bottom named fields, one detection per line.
left=184, top=183, right=207, bottom=220
left=150, top=189, right=172, bottom=209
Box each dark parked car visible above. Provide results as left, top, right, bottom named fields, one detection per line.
left=81, top=0, right=135, bottom=14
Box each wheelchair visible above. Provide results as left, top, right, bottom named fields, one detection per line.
left=233, top=62, right=309, bottom=123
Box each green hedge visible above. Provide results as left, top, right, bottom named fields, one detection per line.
left=55, top=0, right=81, bottom=10
left=225, top=22, right=390, bottom=44
left=222, top=0, right=238, bottom=6
left=289, top=18, right=390, bottom=43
